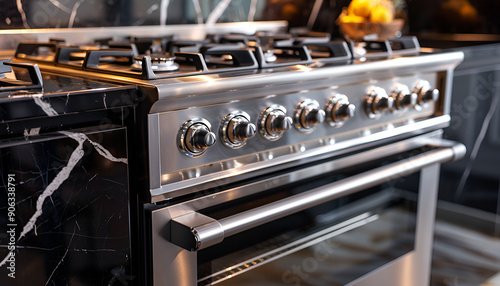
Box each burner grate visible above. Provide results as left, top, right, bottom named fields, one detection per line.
left=12, top=33, right=422, bottom=80
left=0, top=60, right=43, bottom=93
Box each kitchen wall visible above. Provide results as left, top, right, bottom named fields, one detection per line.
left=406, top=0, right=500, bottom=35
left=0, top=0, right=276, bottom=29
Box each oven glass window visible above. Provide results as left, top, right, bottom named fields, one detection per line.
left=196, top=161, right=420, bottom=286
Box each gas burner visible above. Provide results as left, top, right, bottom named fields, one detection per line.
left=131, top=55, right=179, bottom=72
left=167, top=39, right=211, bottom=54
left=263, top=50, right=277, bottom=63
left=129, top=35, right=174, bottom=54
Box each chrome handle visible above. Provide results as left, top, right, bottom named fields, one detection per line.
left=170, top=140, right=465, bottom=251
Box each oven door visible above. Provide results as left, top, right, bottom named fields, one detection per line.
left=146, top=132, right=465, bottom=286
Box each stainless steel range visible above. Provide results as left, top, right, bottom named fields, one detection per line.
left=0, top=24, right=464, bottom=286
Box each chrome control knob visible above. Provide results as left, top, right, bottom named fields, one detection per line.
left=365, top=87, right=393, bottom=119
left=258, top=104, right=293, bottom=141
left=177, top=118, right=216, bottom=157
left=414, top=80, right=439, bottom=110
left=220, top=111, right=256, bottom=148
left=268, top=113, right=292, bottom=133
left=294, top=99, right=325, bottom=133
left=234, top=121, right=256, bottom=140
left=325, top=94, right=355, bottom=127
left=392, top=84, right=417, bottom=112
left=192, top=129, right=216, bottom=148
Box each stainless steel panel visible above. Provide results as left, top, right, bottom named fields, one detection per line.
left=153, top=130, right=444, bottom=214
left=149, top=52, right=464, bottom=109
left=149, top=72, right=446, bottom=200
left=148, top=52, right=464, bottom=201
left=150, top=116, right=451, bottom=202
left=169, top=139, right=465, bottom=251
left=147, top=132, right=464, bottom=286
left=349, top=164, right=441, bottom=286
left=171, top=212, right=224, bottom=251
left=150, top=207, right=198, bottom=286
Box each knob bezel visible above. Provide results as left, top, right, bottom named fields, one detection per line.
left=293, top=99, right=325, bottom=133
left=258, top=104, right=292, bottom=141
left=325, top=94, right=355, bottom=127
left=414, top=80, right=439, bottom=111
left=391, top=84, right=417, bottom=113
left=364, top=87, right=394, bottom=119
left=177, top=118, right=215, bottom=157
left=220, top=111, right=256, bottom=149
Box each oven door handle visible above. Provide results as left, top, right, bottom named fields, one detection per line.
left=170, top=140, right=466, bottom=251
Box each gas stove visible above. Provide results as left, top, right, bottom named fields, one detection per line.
left=0, top=24, right=465, bottom=286
left=10, top=31, right=421, bottom=81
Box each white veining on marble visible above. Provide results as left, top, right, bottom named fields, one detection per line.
left=0, top=253, right=12, bottom=269
left=68, top=0, right=84, bottom=29
left=308, top=0, right=324, bottom=29
left=192, top=0, right=203, bottom=24
left=65, top=93, right=70, bottom=107
left=0, top=141, right=83, bottom=269
left=16, top=0, right=30, bottom=29
left=206, top=0, right=232, bottom=25
left=45, top=229, right=75, bottom=286
left=18, top=136, right=85, bottom=241
left=455, top=79, right=500, bottom=201
left=0, top=130, right=128, bottom=268
left=23, top=127, right=41, bottom=139
left=33, top=96, right=58, bottom=116
left=74, top=132, right=128, bottom=164
left=147, top=4, right=159, bottom=15
left=108, top=259, right=134, bottom=285
left=160, top=0, right=170, bottom=25
left=248, top=0, right=258, bottom=21
left=48, top=0, right=72, bottom=14
left=0, top=92, right=127, bottom=268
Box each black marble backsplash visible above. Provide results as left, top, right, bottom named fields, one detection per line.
left=0, top=0, right=278, bottom=29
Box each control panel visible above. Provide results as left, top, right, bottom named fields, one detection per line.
left=174, top=77, right=440, bottom=157
left=150, top=72, right=444, bottom=190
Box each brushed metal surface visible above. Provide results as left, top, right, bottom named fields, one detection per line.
left=150, top=116, right=451, bottom=201
left=349, top=164, right=441, bottom=286
left=147, top=132, right=463, bottom=286
left=148, top=52, right=464, bottom=200
left=149, top=51, right=464, bottom=110
left=149, top=75, right=439, bottom=198
left=152, top=130, right=444, bottom=215
left=168, top=139, right=465, bottom=251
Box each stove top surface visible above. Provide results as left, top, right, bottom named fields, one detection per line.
left=10, top=32, right=421, bottom=82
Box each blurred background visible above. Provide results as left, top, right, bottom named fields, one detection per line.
left=1, top=0, right=499, bottom=36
